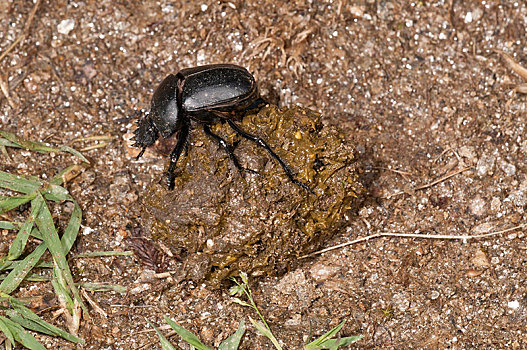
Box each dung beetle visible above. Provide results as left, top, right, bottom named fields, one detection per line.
left=134, top=64, right=311, bottom=192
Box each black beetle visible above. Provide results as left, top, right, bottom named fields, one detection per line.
left=134, top=64, right=311, bottom=192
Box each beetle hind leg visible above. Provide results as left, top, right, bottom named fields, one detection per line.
left=203, top=125, right=258, bottom=176
left=226, top=120, right=313, bottom=193
left=242, top=97, right=268, bottom=112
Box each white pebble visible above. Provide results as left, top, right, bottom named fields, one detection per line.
left=57, top=19, right=75, bottom=35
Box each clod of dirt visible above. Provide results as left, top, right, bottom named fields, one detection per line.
left=142, top=105, right=362, bottom=286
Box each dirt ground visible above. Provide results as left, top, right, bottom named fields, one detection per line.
left=1, top=0, right=526, bottom=349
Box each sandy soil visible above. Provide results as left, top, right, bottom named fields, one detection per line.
left=1, top=0, right=526, bottom=349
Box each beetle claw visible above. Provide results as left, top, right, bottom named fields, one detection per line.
left=136, top=147, right=146, bottom=160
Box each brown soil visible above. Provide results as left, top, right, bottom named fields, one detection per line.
left=1, top=0, right=526, bottom=349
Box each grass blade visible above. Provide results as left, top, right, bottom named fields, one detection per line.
left=32, top=193, right=89, bottom=319
left=0, top=221, right=19, bottom=229
left=0, top=260, right=53, bottom=271
left=0, top=131, right=89, bottom=163
left=164, top=316, right=212, bottom=350
left=51, top=267, right=75, bottom=316
left=7, top=312, right=55, bottom=336
left=0, top=316, right=46, bottom=350
left=51, top=267, right=82, bottom=336
left=0, top=273, right=49, bottom=283
left=58, top=146, right=89, bottom=163
left=49, top=164, right=87, bottom=186
left=78, top=282, right=127, bottom=294
left=0, top=316, right=15, bottom=345
left=146, top=319, right=178, bottom=350
left=0, top=197, right=46, bottom=293
left=0, top=171, right=42, bottom=194
left=0, top=137, right=19, bottom=148
left=74, top=251, right=134, bottom=258
left=7, top=216, right=34, bottom=260
left=304, top=321, right=362, bottom=350
left=0, top=194, right=35, bottom=214
left=61, top=201, right=82, bottom=253
left=218, top=320, right=245, bottom=350
left=0, top=131, right=56, bottom=153
left=305, top=321, right=345, bottom=347
left=9, top=296, right=83, bottom=343
left=314, top=336, right=363, bottom=349
left=42, top=184, right=72, bottom=202
left=0, top=243, right=47, bottom=294
left=249, top=317, right=283, bottom=350
left=0, top=256, right=6, bottom=272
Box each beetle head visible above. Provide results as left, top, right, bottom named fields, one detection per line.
left=133, top=113, right=159, bottom=159
left=149, top=74, right=182, bottom=138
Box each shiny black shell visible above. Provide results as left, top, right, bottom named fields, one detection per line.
left=149, top=64, right=258, bottom=137
left=179, top=64, right=258, bottom=113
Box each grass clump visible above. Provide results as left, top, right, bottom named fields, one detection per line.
left=149, top=272, right=362, bottom=349
left=0, top=131, right=88, bottom=349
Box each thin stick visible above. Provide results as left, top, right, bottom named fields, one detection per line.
left=384, top=166, right=472, bottom=198
left=0, top=74, right=16, bottom=108
left=378, top=167, right=414, bottom=176
left=71, top=135, right=112, bottom=143
left=81, top=289, right=108, bottom=318
left=413, top=166, right=472, bottom=191
left=299, top=224, right=525, bottom=259
left=79, top=142, right=109, bottom=151
left=496, top=49, right=527, bottom=81
left=0, top=0, right=41, bottom=63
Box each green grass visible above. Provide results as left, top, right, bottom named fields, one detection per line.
left=0, top=131, right=89, bottom=349
left=149, top=272, right=362, bottom=349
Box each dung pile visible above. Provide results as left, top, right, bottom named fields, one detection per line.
left=142, top=105, right=362, bottom=286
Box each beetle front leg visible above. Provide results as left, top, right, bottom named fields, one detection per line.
left=167, top=122, right=190, bottom=190
left=226, top=120, right=313, bottom=193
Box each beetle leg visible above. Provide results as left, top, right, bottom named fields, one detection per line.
left=167, top=122, right=190, bottom=190
left=242, top=97, right=268, bottom=112
left=226, top=120, right=313, bottom=193
left=203, top=125, right=258, bottom=176
left=136, top=147, right=146, bottom=160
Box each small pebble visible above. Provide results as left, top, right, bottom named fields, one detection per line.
left=507, top=300, right=520, bottom=310
left=471, top=249, right=490, bottom=268
left=476, top=153, right=495, bottom=177
left=57, top=19, right=75, bottom=35
left=469, top=195, right=487, bottom=217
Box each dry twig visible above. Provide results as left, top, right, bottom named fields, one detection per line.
left=383, top=166, right=472, bottom=198
left=496, top=50, right=527, bottom=94
left=300, top=224, right=525, bottom=259
left=496, top=50, right=527, bottom=81
left=0, top=0, right=41, bottom=63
